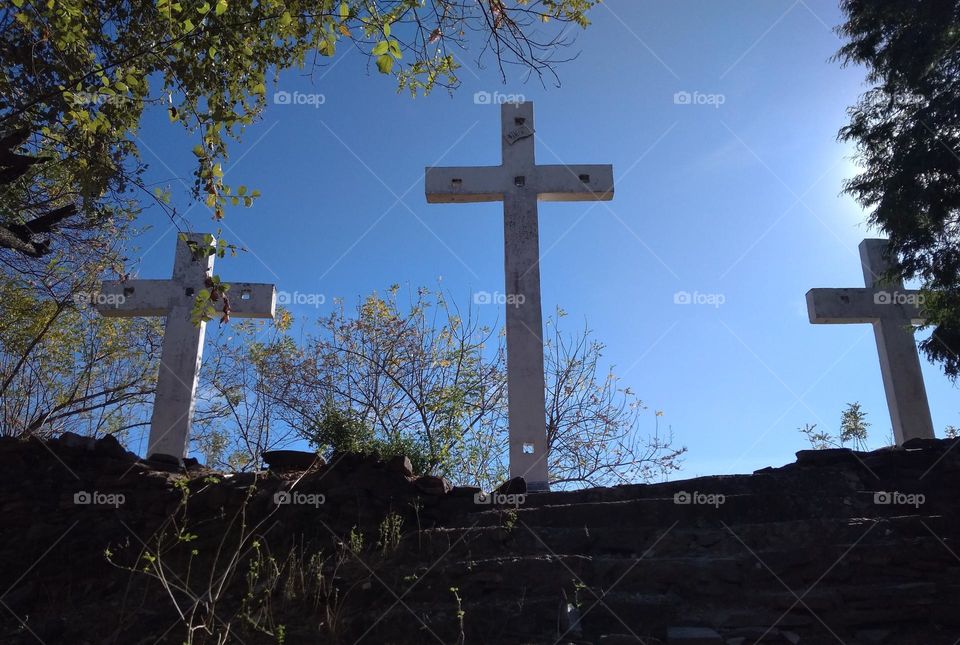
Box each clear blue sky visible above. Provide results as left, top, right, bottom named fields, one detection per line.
left=129, top=0, right=957, bottom=477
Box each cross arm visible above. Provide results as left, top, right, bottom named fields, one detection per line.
left=536, top=164, right=614, bottom=201
left=425, top=165, right=506, bottom=203
left=96, top=280, right=181, bottom=317
left=806, top=288, right=924, bottom=325
left=224, top=283, right=276, bottom=318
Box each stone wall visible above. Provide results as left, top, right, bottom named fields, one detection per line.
left=0, top=434, right=958, bottom=643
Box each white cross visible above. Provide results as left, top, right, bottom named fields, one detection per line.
left=97, top=233, right=276, bottom=459
left=806, top=238, right=934, bottom=444
left=425, top=102, right=614, bottom=491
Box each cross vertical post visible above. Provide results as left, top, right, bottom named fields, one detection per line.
left=806, top=238, right=934, bottom=444
left=96, top=233, right=276, bottom=460
left=426, top=102, right=614, bottom=490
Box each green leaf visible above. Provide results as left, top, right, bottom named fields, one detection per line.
left=182, top=18, right=194, bottom=32
left=376, top=54, right=394, bottom=74
left=197, top=1, right=210, bottom=13
left=214, top=0, right=227, bottom=16
left=383, top=22, right=391, bottom=37
left=372, top=41, right=388, bottom=56
left=338, top=1, right=348, bottom=19
left=389, top=40, right=402, bottom=59
left=279, top=11, right=291, bottom=27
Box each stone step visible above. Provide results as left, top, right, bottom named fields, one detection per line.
left=391, top=514, right=958, bottom=564
left=440, top=492, right=955, bottom=532
left=356, top=543, right=960, bottom=609
left=321, top=577, right=954, bottom=644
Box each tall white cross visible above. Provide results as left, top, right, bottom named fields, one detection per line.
left=806, top=238, right=934, bottom=444
left=425, top=102, right=614, bottom=491
left=97, top=233, right=276, bottom=460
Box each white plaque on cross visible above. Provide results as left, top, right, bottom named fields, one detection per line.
left=425, top=102, right=614, bottom=491
left=806, top=238, right=934, bottom=444
left=96, top=233, right=276, bottom=460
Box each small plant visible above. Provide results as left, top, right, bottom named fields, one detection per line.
left=409, top=497, right=423, bottom=550
left=840, top=402, right=870, bottom=451
left=450, top=586, right=465, bottom=645
left=376, top=511, right=404, bottom=556
left=500, top=508, right=518, bottom=531
left=347, top=526, right=364, bottom=554
left=571, top=578, right=588, bottom=609
left=799, top=402, right=871, bottom=451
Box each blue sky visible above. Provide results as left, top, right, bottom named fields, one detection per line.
left=129, top=0, right=957, bottom=477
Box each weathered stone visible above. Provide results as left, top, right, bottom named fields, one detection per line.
left=795, top=448, right=857, bottom=466
left=414, top=475, right=452, bottom=496
left=449, top=485, right=483, bottom=498
left=385, top=454, right=414, bottom=477
left=856, top=628, right=892, bottom=643
left=494, top=475, right=527, bottom=496
left=57, top=431, right=95, bottom=451
left=902, top=437, right=949, bottom=451
left=93, top=434, right=131, bottom=460
left=263, top=449, right=322, bottom=471
left=666, top=626, right=722, bottom=643
left=144, top=452, right=183, bottom=471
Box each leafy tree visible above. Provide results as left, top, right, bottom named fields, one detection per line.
left=275, top=285, right=506, bottom=484
left=836, top=0, right=960, bottom=377
left=270, top=287, right=682, bottom=489
left=1, top=0, right=599, bottom=272
left=0, top=277, right=160, bottom=439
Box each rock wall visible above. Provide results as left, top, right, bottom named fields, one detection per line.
left=0, top=434, right=958, bottom=644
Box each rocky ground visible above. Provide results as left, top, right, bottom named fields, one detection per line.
left=0, top=434, right=958, bottom=644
